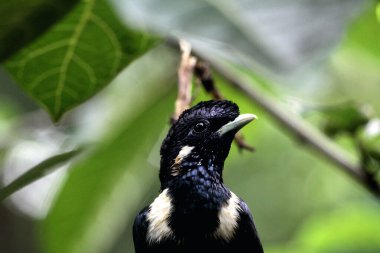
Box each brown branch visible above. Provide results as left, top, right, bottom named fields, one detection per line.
left=194, top=60, right=255, bottom=152
left=172, top=40, right=197, bottom=123
left=194, top=61, right=223, bottom=99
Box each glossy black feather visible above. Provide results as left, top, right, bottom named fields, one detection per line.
left=133, top=100, right=263, bottom=253
left=133, top=196, right=263, bottom=253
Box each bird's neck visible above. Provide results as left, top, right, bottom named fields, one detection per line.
left=164, top=149, right=226, bottom=191
left=169, top=163, right=226, bottom=196
left=163, top=162, right=231, bottom=237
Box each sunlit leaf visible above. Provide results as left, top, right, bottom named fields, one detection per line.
left=0, top=0, right=79, bottom=62
left=358, top=119, right=380, bottom=163
left=5, top=0, right=156, bottom=121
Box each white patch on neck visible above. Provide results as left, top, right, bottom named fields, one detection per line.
left=171, top=145, right=194, bottom=176
left=147, top=189, right=173, bottom=243
left=214, top=192, right=242, bottom=241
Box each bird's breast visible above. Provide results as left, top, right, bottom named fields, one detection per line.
left=146, top=177, right=242, bottom=244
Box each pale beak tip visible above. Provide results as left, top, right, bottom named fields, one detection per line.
left=240, top=113, right=258, bottom=122
left=217, top=113, right=258, bottom=136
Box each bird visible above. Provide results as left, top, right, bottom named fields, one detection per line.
left=133, top=100, right=263, bottom=253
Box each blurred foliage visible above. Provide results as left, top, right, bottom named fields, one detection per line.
left=40, top=46, right=178, bottom=253
left=112, top=0, right=367, bottom=80
left=358, top=120, right=380, bottom=162
left=316, top=102, right=372, bottom=137
left=358, top=119, right=380, bottom=183
left=268, top=205, right=380, bottom=253
left=1, top=1, right=380, bottom=253
left=0, top=148, right=81, bottom=201
left=331, top=3, right=380, bottom=113
left=42, top=94, right=173, bottom=253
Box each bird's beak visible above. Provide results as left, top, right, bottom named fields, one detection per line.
left=217, top=114, right=257, bottom=136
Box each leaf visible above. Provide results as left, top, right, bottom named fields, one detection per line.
left=5, top=0, right=156, bottom=121
left=317, top=102, right=372, bottom=137
left=0, top=0, right=79, bottom=62
left=0, top=148, right=81, bottom=202
left=42, top=95, right=172, bottom=253
left=41, top=56, right=176, bottom=253
left=113, top=0, right=367, bottom=78
left=358, top=119, right=380, bottom=163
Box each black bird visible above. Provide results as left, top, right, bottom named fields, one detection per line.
left=133, top=100, right=263, bottom=253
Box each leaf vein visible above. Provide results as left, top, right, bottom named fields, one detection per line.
left=54, top=0, right=96, bottom=116
left=16, top=40, right=69, bottom=78
left=29, top=68, right=61, bottom=90
left=72, top=55, right=97, bottom=92
left=90, top=14, right=122, bottom=75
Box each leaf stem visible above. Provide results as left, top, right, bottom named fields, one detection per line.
left=0, top=148, right=82, bottom=202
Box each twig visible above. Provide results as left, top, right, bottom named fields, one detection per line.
left=197, top=55, right=380, bottom=199
left=172, top=40, right=197, bottom=122
left=194, top=60, right=255, bottom=152
left=194, top=61, right=223, bottom=99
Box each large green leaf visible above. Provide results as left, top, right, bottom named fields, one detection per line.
left=40, top=45, right=177, bottom=253
left=5, top=0, right=155, bottom=121
left=42, top=94, right=173, bottom=253
left=0, top=0, right=79, bottom=62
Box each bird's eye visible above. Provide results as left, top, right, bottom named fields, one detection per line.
left=193, top=121, right=208, bottom=133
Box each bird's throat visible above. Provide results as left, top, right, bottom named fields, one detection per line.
left=167, top=164, right=230, bottom=238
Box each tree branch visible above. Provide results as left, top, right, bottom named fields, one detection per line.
left=166, top=37, right=380, bottom=198
left=198, top=56, right=380, bottom=199
left=166, top=39, right=380, bottom=200
left=172, top=40, right=197, bottom=122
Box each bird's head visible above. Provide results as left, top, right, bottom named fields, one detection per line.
left=159, top=100, right=256, bottom=188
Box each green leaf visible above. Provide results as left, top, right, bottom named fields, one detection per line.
left=5, top=0, right=156, bottom=121
left=0, top=148, right=81, bottom=202
left=318, top=102, right=372, bottom=137
left=0, top=0, right=79, bottom=62
left=41, top=69, right=175, bottom=253
left=358, top=119, right=380, bottom=163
